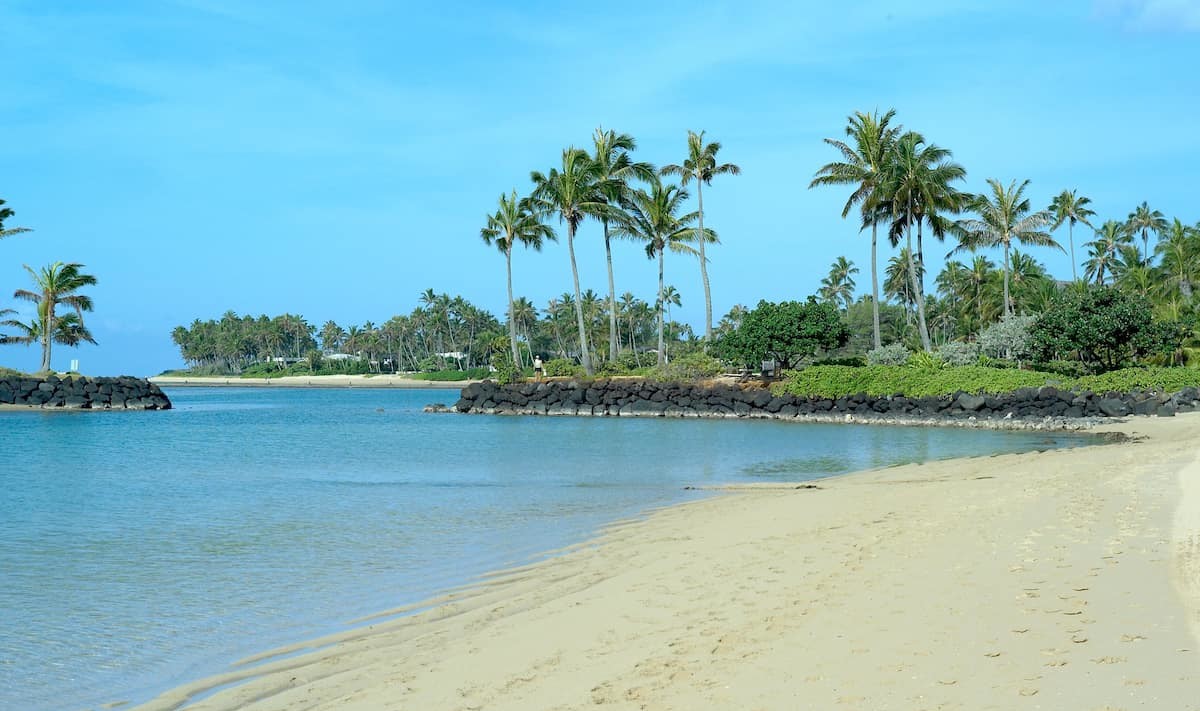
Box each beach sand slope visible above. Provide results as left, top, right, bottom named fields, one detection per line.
left=135, top=416, right=1200, bottom=711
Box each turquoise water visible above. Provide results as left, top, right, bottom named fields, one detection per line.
left=0, top=387, right=1093, bottom=710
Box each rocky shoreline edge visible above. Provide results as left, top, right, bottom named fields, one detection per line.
left=427, top=379, right=1200, bottom=431
left=0, top=374, right=172, bottom=410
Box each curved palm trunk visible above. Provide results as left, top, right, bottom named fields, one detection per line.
left=567, top=224, right=594, bottom=375
left=696, top=180, right=713, bottom=342
left=907, top=219, right=932, bottom=352
left=603, top=219, right=618, bottom=364
left=657, top=249, right=666, bottom=368
left=505, top=247, right=520, bottom=369
left=40, top=302, right=54, bottom=372
left=1068, top=221, right=1078, bottom=282
left=870, top=222, right=881, bottom=349
left=1002, top=241, right=1012, bottom=317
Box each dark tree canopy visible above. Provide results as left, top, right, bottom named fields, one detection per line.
left=1029, top=287, right=1186, bottom=373
left=716, top=298, right=849, bottom=370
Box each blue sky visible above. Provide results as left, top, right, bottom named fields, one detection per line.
left=1, top=0, right=1198, bottom=375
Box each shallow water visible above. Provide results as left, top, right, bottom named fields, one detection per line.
left=0, top=387, right=1094, bottom=710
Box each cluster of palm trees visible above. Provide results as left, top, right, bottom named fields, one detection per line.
left=1, top=198, right=101, bottom=373
left=811, top=109, right=1199, bottom=353
left=482, top=128, right=738, bottom=374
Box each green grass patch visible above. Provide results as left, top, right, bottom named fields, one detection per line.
left=406, top=367, right=491, bottom=382
left=1073, top=367, right=1200, bottom=394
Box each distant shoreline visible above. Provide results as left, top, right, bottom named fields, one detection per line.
left=149, top=375, right=480, bottom=389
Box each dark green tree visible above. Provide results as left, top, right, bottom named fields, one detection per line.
left=715, top=298, right=849, bottom=370
left=1028, top=287, right=1186, bottom=373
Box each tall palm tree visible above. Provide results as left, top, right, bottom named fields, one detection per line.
left=885, top=131, right=967, bottom=350
left=1126, top=201, right=1168, bottom=264
left=810, top=109, right=901, bottom=349
left=511, top=297, right=539, bottom=365
left=951, top=178, right=1059, bottom=317
left=530, top=148, right=618, bottom=375
left=1083, top=220, right=1132, bottom=285
left=661, top=130, right=740, bottom=341
left=884, top=248, right=923, bottom=330
left=481, top=190, right=556, bottom=368
left=3, top=262, right=98, bottom=372
left=592, top=128, right=655, bottom=362
left=1048, top=190, right=1095, bottom=281
left=613, top=176, right=709, bottom=366
left=819, top=256, right=859, bottom=308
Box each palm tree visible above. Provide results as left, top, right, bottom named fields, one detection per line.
left=481, top=190, right=555, bottom=368
left=1083, top=220, right=1132, bottom=285
left=885, top=131, right=967, bottom=350
left=884, top=248, right=923, bottom=325
left=613, top=176, right=709, bottom=366
left=0, top=198, right=31, bottom=241
left=530, top=148, right=618, bottom=375
left=1155, top=218, right=1200, bottom=302
left=810, top=109, right=901, bottom=349
left=1048, top=190, right=1095, bottom=281
left=951, top=179, right=1059, bottom=317
left=3, top=262, right=98, bottom=372
left=592, top=128, right=655, bottom=363
left=511, top=297, right=539, bottom=365
left=661, top=130, right=740, bottom=341
left=819, top=256, right=859, bottom=308
left=1126, top=201, right=1168, bottom=264
left=319, top=320, right=347, bottom=354
left=1006, top=249, right=1049, bottom=314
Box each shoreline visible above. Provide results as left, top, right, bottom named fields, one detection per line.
left=129, top=414, right=1200, bottom=710
left=149, top=375, right=481, bottom=389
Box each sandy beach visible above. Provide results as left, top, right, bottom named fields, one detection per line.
left=149, top=375, right=480, bottom=389
left=131, top=414, right=1200, bottom=711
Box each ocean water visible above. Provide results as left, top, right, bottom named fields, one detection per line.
left=0, top=387, right=1094, bottom=710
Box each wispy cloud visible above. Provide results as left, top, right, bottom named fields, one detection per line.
left=1095, top=0, right=1200, bottom=31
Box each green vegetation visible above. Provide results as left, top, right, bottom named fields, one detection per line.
left=777, top=364, right=1200, bottom=400
left=408, top=367, right=492, bottom=382
left=2, top=262, right=97, bottom=373
left=715, top=299, right=848, bottom=370
left=1029, top=288, right=1186, bottom=372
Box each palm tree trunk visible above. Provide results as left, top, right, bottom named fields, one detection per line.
left=603, top=218, right=618, bottom=364
left=505, top=247, right=520, bottom=369
left=1003, top=241, right=1012, bottom=317
left=696, top=179, right=713, bottom=341
left=657, top=249, right=666, bottom=368
left=907, top=220, right=932, bottom=352
left=870, top=222, right=881, bottom=349
left=1069, top=221, right=1078, bottom=282
left=41, top=304, right=54, bottom=372
left=567, top=224, right=594, bottom=375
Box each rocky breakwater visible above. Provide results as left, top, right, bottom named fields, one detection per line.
left=444, top=380, right=1200, bottom=429
left=0, top=375, right=172, bottom=410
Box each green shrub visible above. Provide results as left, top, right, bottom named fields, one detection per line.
left=867, top=344, right=910, bottom=366
left=1034, top=359, right=1089, bottom=379
left=811, top=355, right=866, bottom=368
left=649, top=352, right=725, bottom=381
left=409, top=367, right=491, bottom=381
left=543, top=358, right=584, bottom=378
left=776, top=365, right=1054, bottom=399
left=0, top=366, right=24, bottom=378
left=908, top=350, right=947, bottom=370
left=490, top=352, right=522, bottom=385
left=977, top=315, right=1036, bottom=361
left=937, top=341, right=980, bottom=367
left=1073, top=367, right=1200, bottom=394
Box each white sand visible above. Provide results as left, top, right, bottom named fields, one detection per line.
left=149, top=375, right=478, bottom=389
left=130, top=415, right=1200, bottom=711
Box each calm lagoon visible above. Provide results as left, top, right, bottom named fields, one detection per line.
left=0, top=387, right=1095, bottom=710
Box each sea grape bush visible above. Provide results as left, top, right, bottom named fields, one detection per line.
left=1029, top=288, right=1186, bottom=373
left=866, top=344, right=910, bottom=366
left=650, top=352, right=724, bottom=381
left=715, top=298, right=849, bottom=370
left=543, top=358, right=584, bottom=377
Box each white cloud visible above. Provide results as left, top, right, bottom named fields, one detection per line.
left=1096, top=0, right=1200, bottom=31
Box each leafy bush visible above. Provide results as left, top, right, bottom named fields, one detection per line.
left=543, top=358, right=584, bottom=378
left=649, top=352, right=725, bottom=381
left=908, top=350, right=947, bottom=370
left=811, top=355, right=867, bottom=368
left=867, top=344, right=910, bottom=366
left=715, top=298, right=849, bottom=369
left=937, top=341, right=980, bottom=367
left=977, top=315, right=1036, bottom=361
left=490, top=352, right=522, bottom=385
left=1029, top=287, right=1186, bottom=373
left=775, top=365, right=1053, bottom=399
left=1034, top=359, right=1089, bottom=379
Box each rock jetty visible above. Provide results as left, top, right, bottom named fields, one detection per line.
left=0, top=375, right=172, bottom=410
